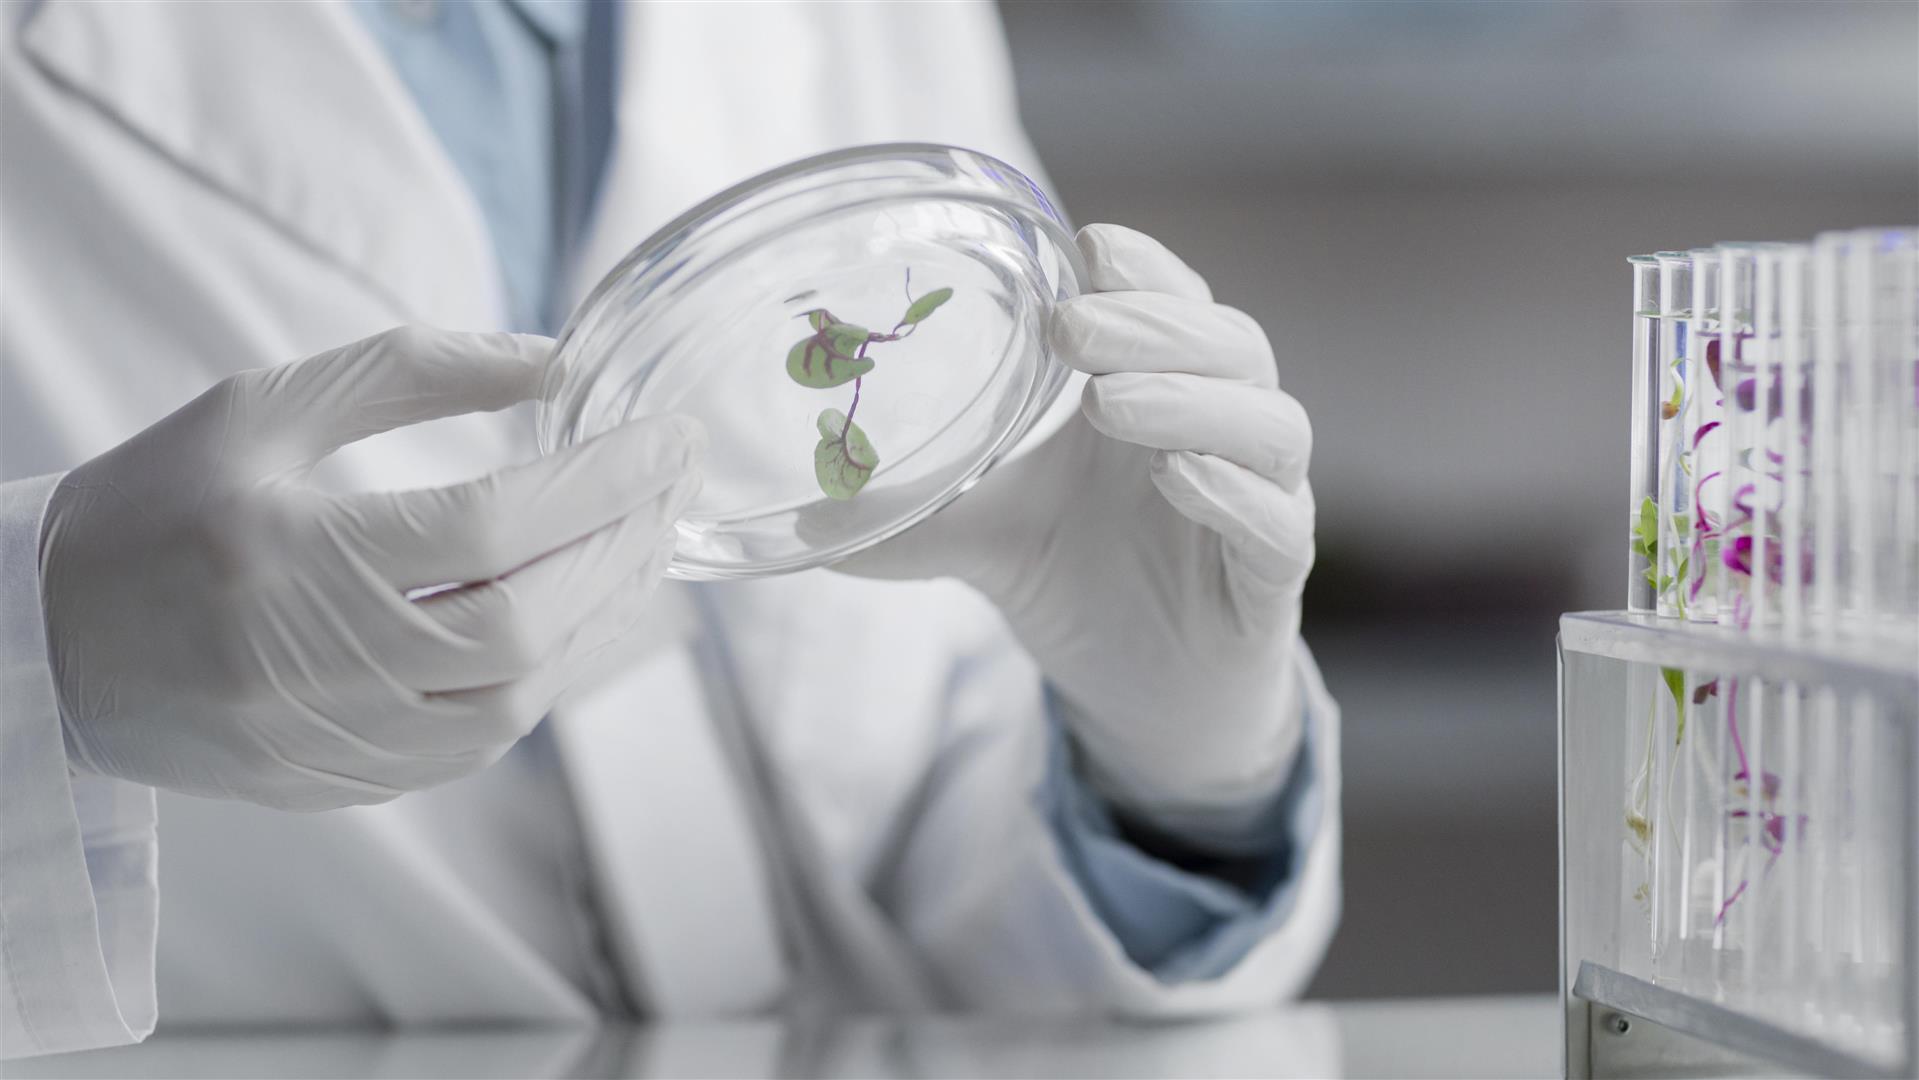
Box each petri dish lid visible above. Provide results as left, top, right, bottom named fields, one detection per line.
left=538, top=143, right=1086, bottom=580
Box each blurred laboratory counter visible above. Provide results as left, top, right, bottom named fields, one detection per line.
left=9, top=995, right=1555, bottom=1079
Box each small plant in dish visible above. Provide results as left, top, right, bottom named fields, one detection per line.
left=786, top=274, right=953, bottom=500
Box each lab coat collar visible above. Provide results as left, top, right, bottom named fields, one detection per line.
left=17, top=0, right=505, bottom=328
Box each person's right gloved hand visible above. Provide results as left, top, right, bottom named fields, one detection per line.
left=38, top=326, right=704, bottom=812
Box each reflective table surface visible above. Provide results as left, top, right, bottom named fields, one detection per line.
left=12, top=995, right=1555, bottom=1079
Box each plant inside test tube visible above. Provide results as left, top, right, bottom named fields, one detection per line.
left=785, top=273, right=954, bottom=499
left=1641, top=321, right=1712, bottom=616
left=1678, top=335, right=1800, bottom=920
left=1629, top=497, right=1689, bottom=603
left=1624, top=666, right=1713, bottom=856
left=1711, top=677, right=1803, bottom=927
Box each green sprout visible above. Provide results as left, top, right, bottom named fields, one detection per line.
left=1627, top=495, right=1689, bottom=614
left=1629, top=496, right=1659, bottom=591
left=785, top=274, right=953, bottom=499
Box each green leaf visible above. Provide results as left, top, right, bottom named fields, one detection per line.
left=813, top=408, right=879, bottom=500
left=1629, top=496, right=1659, bottom=562
left=786, top=336, right=875, bottom=389
left=827, top=323, right=872, bottom=358
left=900, top=286, right=953, bottom=326
left=1661, top=667, right=1687, bottom=744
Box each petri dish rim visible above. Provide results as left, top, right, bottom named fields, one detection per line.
left=538, top=142, right=1086, bottom=450
left=537, top=143, right=1089, bottom=579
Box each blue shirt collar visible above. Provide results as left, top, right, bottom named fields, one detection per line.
left=506, top=0, right=591, bottom=48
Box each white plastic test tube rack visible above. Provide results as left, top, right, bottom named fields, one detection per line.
left=1564, top=228, right=1919, bottom=1079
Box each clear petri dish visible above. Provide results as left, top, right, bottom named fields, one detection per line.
left=538, top=143, right=1086, bottom=580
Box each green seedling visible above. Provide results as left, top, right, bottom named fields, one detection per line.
left=786, top=274, right=953, bottom=499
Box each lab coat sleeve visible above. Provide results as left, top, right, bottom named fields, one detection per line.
left=885, top=636, right=1341, bottom=1015
left=0, top=474, right=158, bottom=1059
left=1040, top=690, right=1324, bottom=982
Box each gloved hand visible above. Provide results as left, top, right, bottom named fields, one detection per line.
left=40, top=326, right=704, bottom=812
left=842, top=225, right=1314, bottom=836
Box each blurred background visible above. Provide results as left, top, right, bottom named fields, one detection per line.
left=997, top=0, right=1918, bottom=999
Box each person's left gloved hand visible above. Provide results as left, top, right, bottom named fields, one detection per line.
left=841, top=224, right=1315, bottom=836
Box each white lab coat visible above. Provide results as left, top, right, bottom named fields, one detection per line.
left=0, top=0, right=1342, bottom=1059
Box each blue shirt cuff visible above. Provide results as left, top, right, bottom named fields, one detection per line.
left=1038, top=689, right=1322, bottom=982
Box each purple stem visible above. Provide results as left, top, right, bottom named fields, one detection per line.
left=1730, top=482, right=1756, bottom=525
left=840, top=376, right=863, bottom=441
left=827, top=278, right=932, bottom=445
left=1725, top=678, right=1750, bottom=780
left=1714, top=848, right=1783, bottom=927
left=839, top=336, right=878, bottom=441
left=1693, top=470, right=1721, bottom=531
left=1714, top=880, right=1749, bottom=926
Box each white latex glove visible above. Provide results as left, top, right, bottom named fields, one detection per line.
left=39, top=326, right=704, bottom=812
left=843, top=225, right=1314, bottom=834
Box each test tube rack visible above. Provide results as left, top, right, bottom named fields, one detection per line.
left=1562, top=230, right=1919, bottom=1078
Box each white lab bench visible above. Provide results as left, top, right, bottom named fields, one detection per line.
left=9, top=995, right=1557, bottom=1078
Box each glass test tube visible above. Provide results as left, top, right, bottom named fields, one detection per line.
left=1890, top=230, right=1919, bottom=627
left=1863, top=228, right=1919, bottom=630
left=1808, top=685, right=1842, bottom=1034
left=1749, top=247, right=1782, bottom=636
left=1774, top=252, right=1812, bottom=1022
left=1620, top=656, right=1657, bottom=978
left=1656, top=252, right=1695, bottom=619
left=1707, top=668, right=1730, bottom=990
left=1734, top=675, right=1768, bottom=1012
left=1896, top=230, right=1919, bottom=629
left=1649, top=660, right=1679, bottom=981
left=1811, top=236, right=1843, bottom=637
left=1773, top=677, right=1805, bottom=1028
left=1840, top=232, right=1878, bottom=631
left=1855, top=699, right=1904, bottom=1061
left=1720, top=245, right=1760, bottom=632
left=1688, top=249, right=1725, bottom=623
left=1629, top=255, right=1662, bottom=612
left=1779, top=246, right=1812, bottom=639
left=1673, top=663, right=1701, bottom=989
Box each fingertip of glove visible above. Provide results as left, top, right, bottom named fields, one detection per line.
left=656, top=417, right=709, bottom=485
left=424, top=328, right=555, bottom=398
left=1079, top=372, right=1139, bottom=433
left=1076, top=223, right=1151, bottom=265
left=499, top=333, right=558, bottom=396
left=1075, top=224, right=1212, bottom=300
left=505, top=332, right=558, bottom=364
left=666, top=463, right=704, bottom=512
left=666, top=414, right=709, bottom=461
left=1046, top=296, right=1101, bottom=356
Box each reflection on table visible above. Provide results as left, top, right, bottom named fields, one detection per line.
left=15, top=994, right=1556, bottom=1079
